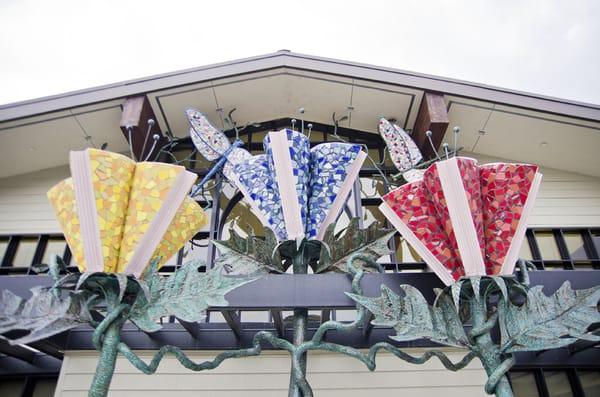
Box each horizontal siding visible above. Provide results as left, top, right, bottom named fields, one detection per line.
left=0, top=165, right=68, bottom=234
left=467, top=152, right=600, bottom=227
left=55, top=350, right=489, bottom=397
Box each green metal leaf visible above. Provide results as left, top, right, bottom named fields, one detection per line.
left=0, top=287, right=92, bottom=345
left=347, top=284, right=468, bottom=347
left=450, top=280, right=464, bottom=312
left=500, top=281, right=600, bottom=353
left=75, top=272, right=136, bottom=304
left=471, top=276, right=482, bottom=301
left=433, top=290, right=470, bottom=347
left=315, top=218, right=394, bottom=273
left=29, top=262, right=49, bottom=275
left=129, top=259, right=258, bottom=331
left=0, top=290, right=24, bottom=317
left=214, top=227, right=286, bottom=274
left=48, top=255, right=68, bottom=282
left=490, top=276, right=508, bottom=303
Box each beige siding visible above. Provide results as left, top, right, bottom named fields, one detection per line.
left=0, top=165, right=68, bottom=234
left=55, top=350, right=489, bottom=397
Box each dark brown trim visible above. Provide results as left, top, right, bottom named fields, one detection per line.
left=120, top=96, right=165, bottom=160
left=412, top=92, right=449, bottom=159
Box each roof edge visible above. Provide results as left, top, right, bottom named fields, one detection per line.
left=1, top=50, right=599, bottom=123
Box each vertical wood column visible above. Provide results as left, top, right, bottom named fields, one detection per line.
left=120, top=96, right=165, bottom=161
left=412, top=92, right=449, bottom=159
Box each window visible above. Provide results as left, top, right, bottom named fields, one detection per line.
left=510, top=370, right=600, bottom=397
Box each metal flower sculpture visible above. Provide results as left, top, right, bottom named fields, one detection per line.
left=0, top=256, right=257, bottom=397
left=1, top=111, right=598, bottom=397
left=347, top=270, right=600, bottom=397
left=208, top=219, right=396, bottom=396
left=0, top=147, right=258, bottom=397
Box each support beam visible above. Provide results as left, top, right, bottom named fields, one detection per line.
left=362, top=312, right=374, bottom=339
left=120, top=96, right=165, bottom=161
left=320, top=309, right=331, bottom=323
left=412, top=92, right=449, bottom=159
left=0, top=339, right=35, bottom=363
left=271, top=309, right=286, bottom=338
left=221, top=310, right=242, bottom=340
left=177, top=319, right=201, bottom=339
left=0, top=354, right=62, bottom=376
left=28, top=340, right=64, bottom=360
left=5, top=271, right=599, bottom=311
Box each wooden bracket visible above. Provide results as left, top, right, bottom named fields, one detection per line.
left=120, top=96, right=165, bottom=161
left=412, top=92, right=449, bottom=159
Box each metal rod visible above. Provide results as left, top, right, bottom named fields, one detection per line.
left=352, top=178, right=364, bottom=228
left=289, top=246, right=309, bottom=397
left=443, top=143, right=450, bottom=159
left=126, top=126, right=136, bottom=161
left=453, top=126, right=460, bottom=155
left=299, top=108, right=305, bottom=134
left=88, top=318, right=123, bottom=397
left=426, top=130, right=442, bottom=160
left=470, top=298, right=514, bottom=397
left=205, top=174, right=223, bottom=270
left=140, top=119, right=155, bottom=160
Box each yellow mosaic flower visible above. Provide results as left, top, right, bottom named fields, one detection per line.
left=47, top=150, right=207, bottom=274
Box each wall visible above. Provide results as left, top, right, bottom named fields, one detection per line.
left=55, top=350, right=489, bottom=397
left=0, top=165, right=68, bottom=235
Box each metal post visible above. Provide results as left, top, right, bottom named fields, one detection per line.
left=206, top=174, right=223, bottom=269
left=352, top=178, right=364, bottom=228
left=470, top=298, right=514, bottom=397
left=289, top=247, right=308, bottom=397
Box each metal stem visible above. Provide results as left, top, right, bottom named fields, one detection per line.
left=289, top=247, right=309, bottom=397
left=88, top=318, right=123, bottom=397
left=470, top=298, right=514, bottom=397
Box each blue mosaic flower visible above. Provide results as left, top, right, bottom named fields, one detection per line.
left=234, top=129, right=363, bottom=241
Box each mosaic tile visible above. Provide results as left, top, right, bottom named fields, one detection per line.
left=480, top=163, right=538, bottom=274
left=307, top=143, right=361, bottom=238
left=264, top=129, right=311, bottom=233
left=150, top=196, right=207, bottom=269
left=378, top=118, right=422, bottom=172
left=423, top=162, right=463, bottom=269
left=234, top=154, right=287, bottom=240
left=187, top=109, right=230, bottom=161
left=222, top=147, right=252, bottom=180
left=456, top=157, right=486, bottom=270
left=116, top=163, right=185, bottom=272
left=47, top=178, right=86, bottom=272
left=48, top=151, right=206, bottom=274
left=382, top=182, right=463, bottom=280
left=402, top=168, right=425, bottom=182
left=381, top=156, right=540, bottom=282
left=232, top=129, right=365, bottom=241
left=88, top=149, right=136, bottom=272
left=187, top=109, right=253, bottom=190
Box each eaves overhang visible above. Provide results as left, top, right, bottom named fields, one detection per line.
left=1, top=50, right=599, bottom=124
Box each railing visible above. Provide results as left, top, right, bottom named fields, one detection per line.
left=2, top=227, right=599, bottom=275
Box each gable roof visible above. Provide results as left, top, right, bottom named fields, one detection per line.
left=1, top=50, right=599, bottom=179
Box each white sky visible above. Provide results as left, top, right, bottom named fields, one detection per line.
left=1, top=0, right=599, bottom=106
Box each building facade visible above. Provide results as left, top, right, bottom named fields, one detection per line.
left=0, top=51, right=599, bottom=396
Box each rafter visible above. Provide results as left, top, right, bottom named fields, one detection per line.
left=412, top=92, right=449, bottom=159
left=120, top=96, right=165, bottom=161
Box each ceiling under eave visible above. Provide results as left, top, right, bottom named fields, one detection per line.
left=0, top=51, right=599, bottom=179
